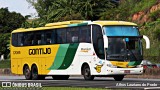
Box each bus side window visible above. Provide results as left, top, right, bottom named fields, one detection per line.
left=67, top=27, right=79, bottom=43
left=17, top=33, right=24, bottom=46
left=79, top=26, right=91, bottom=43
left=92, top=25, right=105, bottom=59
left=24, top=32, right=34, bottom=46
left=34, top=32, right=42, bottom=45
left=56, top=28, right=66, bottom=44
left=12, top=33, right=18, bottom=46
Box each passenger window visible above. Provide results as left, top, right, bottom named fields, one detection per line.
left=12, top=33, right=18, bottom=46
left=79, top=26, right=91, bottom=43
left=46, top=32, right=52, bottom=44
left=56, top=28, right=66, bottom=44
left=17, top=33, right=24, bottom=46
left=24, top=32, right=34, bottom=46
left=33, top=32, right=42, bottom=45
left=67, top=27, right=79, bottom=43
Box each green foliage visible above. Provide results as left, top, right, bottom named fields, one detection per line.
left=26, top=0, right=116, bottom=22
left=22, top=18, right=44, bottom=28
left=149, top=10, right=160, bottom=21
left=0, top=33, right=10, bottom=57
left=131, top=0, right=156, bottom=14
left=100, top=0, right=157, bottom=21
left=140, top=19, right=160, bottom=62
left=0, top=60, right=10, bottom=68
left=0, top=8, right=25, bottom=58
left=0, top=8, right=25, bottom=33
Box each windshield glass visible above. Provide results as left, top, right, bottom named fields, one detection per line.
left=103, top=26, right=142, bottom=61
left=103, top=26, right=139, bottom=36
left=107, top=37, right=142, bottom=61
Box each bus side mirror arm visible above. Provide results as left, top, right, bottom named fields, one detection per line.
left=103, top=35, right=108, bottom=48
left=143, top=35, right=150, bottom=49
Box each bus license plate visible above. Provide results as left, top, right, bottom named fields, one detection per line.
left=124, top=70, right=130, bottom=74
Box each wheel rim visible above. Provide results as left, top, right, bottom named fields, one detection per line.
left=25, top=67, right=30, bottom=78
left=84, top=68, right=90, bottom=77
left=32, top=67, right=38, bottom=78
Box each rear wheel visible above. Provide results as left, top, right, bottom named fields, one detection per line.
left=31, top=65, right=39, bottom=80
left=113, top=75, right=124, bottom=81
left=52, top=75, right=70, bottom=80
left=23, top=65, right=32, bottom=80
left=83, top=65, right=94, bottom=80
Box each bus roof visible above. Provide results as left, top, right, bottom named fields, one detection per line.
left=92, top=21, right=137, bottom=26
left=12, top=20, right=137, bottom=33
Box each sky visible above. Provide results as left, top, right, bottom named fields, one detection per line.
left=0, top=0, right=38, bottom=18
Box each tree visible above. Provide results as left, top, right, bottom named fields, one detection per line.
left=0, top=33, right=10, bottom=59
left=26, top=0, right=117, bottom=22
left=0, top=8, right=26, bottom=59
left=0, top=8, right=25, bottom=33
left=78, top=0, right=116, bottom=20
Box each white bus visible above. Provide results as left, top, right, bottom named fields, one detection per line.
left=11, top=20, right=150, bottom=81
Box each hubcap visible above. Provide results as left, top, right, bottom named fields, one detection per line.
left=25, top=68, right=30, bottom=77
left=84, top=68, right=90, bottom=77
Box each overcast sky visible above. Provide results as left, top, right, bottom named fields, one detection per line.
left=0, top=0, right=37, bottom=18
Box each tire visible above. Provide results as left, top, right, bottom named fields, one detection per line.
left=31, top=65, right=39, bottom=80
left=83, top=65, right=94, bottom=80
left=52, top=75, right=70, bottom=80
left=113, top=75, right=124, bottom=81
left=23, top=65, right=32, bottom=80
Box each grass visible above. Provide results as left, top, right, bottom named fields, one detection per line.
left=0, top=60, right=10, bottom=68
left=42, top=87, right=106, bottom=90
left=0, top=87, right=108, bottom=90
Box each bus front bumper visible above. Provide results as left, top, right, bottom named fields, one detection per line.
left=106, top=67, right=143, bottom=75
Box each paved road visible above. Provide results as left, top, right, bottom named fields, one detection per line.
left=0, top=76, right=160, bottom=89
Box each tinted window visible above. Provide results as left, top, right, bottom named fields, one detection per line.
left=45, top=30, right=56, bottom=44
left=12, top=25, right=92, bottom=46
left=24, top=32, right=34, bottom=46
left=67, top=27, right=79, bottom=43
left=92, top=25, right=105, bottom=59
left=12, top=33, right=18, bottom=46
left=56, top=28, right=66, bottom=44
left=79, top=26, right=91, bottom=43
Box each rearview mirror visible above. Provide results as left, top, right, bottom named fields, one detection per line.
left=143, top=35, right=150, bottom=49
left=103, top=35, right=108, bottom=48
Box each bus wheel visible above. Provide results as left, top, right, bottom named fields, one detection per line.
left=113, top=75, right=124, bottom=81
left=31, top=65, right=39, bottom=80
left=23, top=65, right=32, bottom=80
left=52, top=75, right=70, bottom=80
left=83, top=65, right=94, bottom=80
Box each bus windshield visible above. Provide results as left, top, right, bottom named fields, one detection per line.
left=103, top=26, right=139, bottom=36
left=103, top=26, right=143, bottom=61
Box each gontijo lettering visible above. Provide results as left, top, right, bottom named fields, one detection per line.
left=29, top=48, right=51, bottom=55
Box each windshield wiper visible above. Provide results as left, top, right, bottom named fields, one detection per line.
left=127, top=49, right=138, bottom=61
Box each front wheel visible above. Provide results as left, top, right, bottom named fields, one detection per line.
left=83, top=65, right=94, bottom=80
left=113, top=75, right=124, bottom=81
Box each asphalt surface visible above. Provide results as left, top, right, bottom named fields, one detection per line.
left=0, top=76, right=160, bottom=89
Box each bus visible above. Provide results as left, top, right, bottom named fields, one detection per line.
left=11, top=20, right=150, bottom=81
